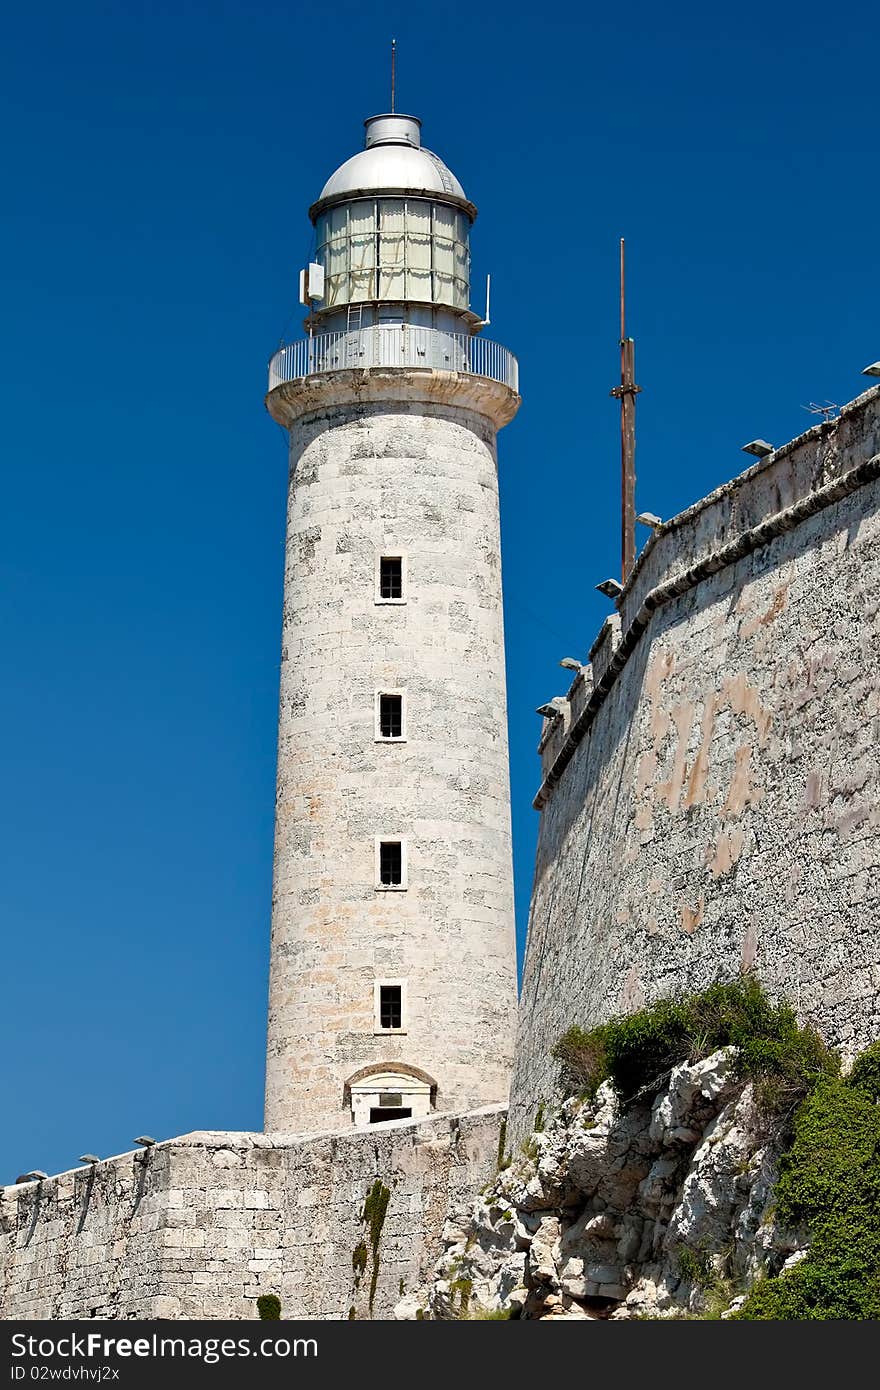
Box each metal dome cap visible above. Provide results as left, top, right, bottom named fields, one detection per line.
left=309, top=114, right=475, bottom=221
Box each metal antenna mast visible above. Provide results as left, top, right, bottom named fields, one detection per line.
left=390, top=38, right=396, bottom=112
left=610, top=238, right=641, bottom=582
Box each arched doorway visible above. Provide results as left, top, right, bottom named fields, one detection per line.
left=344, top=1064, right=437, bottom=1127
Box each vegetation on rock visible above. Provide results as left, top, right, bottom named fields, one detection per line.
left=734, top=1073, right=880, bottom=1319
left=448, top=1275, right=473, bottom=1314
left=552, top=976, right=837, bottom=1109
left=256, top=1294, right=281, bottom=1320
left=549, top=977, right=879, bottom=1321
left=847, top=1040, right=880, bottom=1103
left=496, top=1117, right=508, bottom=1171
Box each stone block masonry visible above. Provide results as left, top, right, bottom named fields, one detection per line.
left=510, top=385, right=880, bottom=1140
left=0, top=1107, right=504, bottom=1320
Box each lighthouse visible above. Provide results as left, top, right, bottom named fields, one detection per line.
left=263, top=110, right=520, bottom=1133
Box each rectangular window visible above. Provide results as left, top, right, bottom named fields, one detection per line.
left=378, top=840, right=403, bottom=886
left=379, top=985, right=402, bottom=1030
left=379, top=556, right=403, bottom=600
left=378, top=692, right=404, bottom=740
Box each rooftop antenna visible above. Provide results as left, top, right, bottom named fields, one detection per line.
left=390, top=38, right=396, bottom=113
left=610, top=239, right=642, bottom=583
left=802, top=400, right=839, bottom=423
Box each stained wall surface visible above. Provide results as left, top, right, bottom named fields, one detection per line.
left=510, top=387, right=880, bottom=1137
left=0, top=1107, right=503, bottom=1320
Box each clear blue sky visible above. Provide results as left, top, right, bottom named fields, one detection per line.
left=1, top=0, right=876, bottom=1181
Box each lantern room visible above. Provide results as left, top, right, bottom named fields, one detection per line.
left=305, top=114, right=478, bottom=334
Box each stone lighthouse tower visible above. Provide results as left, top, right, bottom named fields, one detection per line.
left=263, top=110, right=520, bottom=1133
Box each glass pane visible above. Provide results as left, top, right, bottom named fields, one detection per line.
left=454, top=278, right=468, bottom=309
left=328, top=238, right=348, bottom=276
left=329, top=205, right=348, bottom=238
left=406, top=233, right=431, bottom=269
left=433, top=203, right=455, bottom=236
left=350, top=235, right=376, bottom=269
left=326, top=274, right=347, bottom=306
left=379, top=232, right=405, bottom=267
left=406, top=267, right=431, bottom=300
left=349, top=200, right=376, bottom=235
left=380, top=197, right=405, bottom=232
left=433, top=272, right=454, bottom=305
left=433, top=237, right=454, bottom=275
left=379, top=267, right=405, bottom=298
left=349, top=270, right=375, bottom=301
left=406, top=199, right=431, bottom=234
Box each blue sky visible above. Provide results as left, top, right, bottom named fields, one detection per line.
left=1, top=0, right=876, bottom=1180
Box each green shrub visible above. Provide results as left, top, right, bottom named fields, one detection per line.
left=552, top=977, right=837, bottom=1106
left=738, top=1012, right=838, bottom=1114
left=552, top=1024, right=609, bottom=1099
left=675, top=1245, right=714, bottom=1290
left=735, top=1075, right=880, bottom=1320
left=599, top=996, right=694, bottom=1098
left=847, top=1041, right=880, bottom=1102
left=256, top=1294, right=281, bottom=1320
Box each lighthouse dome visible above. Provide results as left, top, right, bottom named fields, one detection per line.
left=311, top=115, right=472, bottom=216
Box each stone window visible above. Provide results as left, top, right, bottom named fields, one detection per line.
left=376, top=839, right=405, bottom=888
left=372, top=979, right=407, bottom=1035
left=379, top=985, right=402, bottom=1029
left=378, top=555, right=404, bottom=602
left=376, top=691, right=405, bottom=740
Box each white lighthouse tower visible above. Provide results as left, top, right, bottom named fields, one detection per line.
left=264, top=110, right=520, bottom=1133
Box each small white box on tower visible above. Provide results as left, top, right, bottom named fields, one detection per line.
left=299, top=263, right=325, bottom=305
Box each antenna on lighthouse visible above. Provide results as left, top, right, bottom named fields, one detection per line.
left=390, top=38, right=396, bottom=112
left=610, top=238, right=642, bottom=583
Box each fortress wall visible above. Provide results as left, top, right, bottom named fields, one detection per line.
left=0, top=1106, right=503, bottom=1320
left=509, top=386, right=880, bottom=1139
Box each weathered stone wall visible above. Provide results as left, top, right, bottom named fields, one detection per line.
left=510, top=386, right=880, bottom=1139
left=0, top=1107, right=503, bottom=1320
left=265, top=369, right=519, bottom=1134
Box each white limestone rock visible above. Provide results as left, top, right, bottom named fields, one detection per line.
left=425, top=1050, right=793, bottom=1319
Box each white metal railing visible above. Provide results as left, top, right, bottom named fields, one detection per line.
left=268, top=326, right=518, bottom=393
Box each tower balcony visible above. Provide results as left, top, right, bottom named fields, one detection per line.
left=268, top=325, right=518, bottom=394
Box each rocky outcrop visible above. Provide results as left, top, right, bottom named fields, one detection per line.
left=398, top=1051, right=802, bottom=1319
